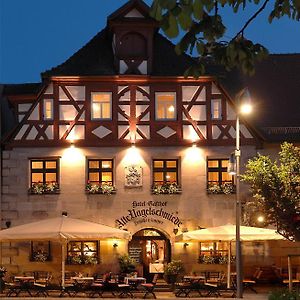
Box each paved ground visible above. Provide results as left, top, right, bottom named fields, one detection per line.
left=0, top=291, right=270, bottom=300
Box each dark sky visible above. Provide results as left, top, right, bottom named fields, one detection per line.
left=1, top=0, right=300, bottom=83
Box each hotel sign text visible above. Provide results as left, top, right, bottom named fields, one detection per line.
left=116, top=201, right=183, bottom=228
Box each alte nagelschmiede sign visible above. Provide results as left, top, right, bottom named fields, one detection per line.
left=116, top=201, right=183, bottom=228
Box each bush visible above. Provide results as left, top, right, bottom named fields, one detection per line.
left=118, top=254, right=136, bottom=274
left=164, top=260, right=185, bottom=276
left=269, top=289, right=300, bottom=300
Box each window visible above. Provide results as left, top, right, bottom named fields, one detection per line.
left=43, top=99, right=53, bottom=120
left=67, top=241, right=99, bottom=265
left=153, top=159, right=178, bottom=184
left=155, top=92, right=176, bottom=120
left=199, top=242, right=229, bottom=264
left=91, top=92, right=112, bottom=120
left=30, top=241, right=51, bottom=262
left=211, top=99, right=222, bottom=120
left=30, top=159, right=59, bottom=194
left=87, top=159, right=113, bottom=185
left=207, top=159, right=235, bottom=194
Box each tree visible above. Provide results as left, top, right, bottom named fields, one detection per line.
left=150, top=0, right=300, bottom=76
left=242, top=142, right=300, bottom=241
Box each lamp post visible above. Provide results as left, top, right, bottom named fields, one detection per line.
left=229, top=88, right=252, bottom=298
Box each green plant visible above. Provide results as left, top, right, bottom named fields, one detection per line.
left=269, top=289, right=300, bottom=300
left=164, top=260, right=185, bottom=276
left=32, top=251, right=48, bottom=262
left=242, top=142, right=300, bottom=241
left=118, top=254, right=136, bottom=274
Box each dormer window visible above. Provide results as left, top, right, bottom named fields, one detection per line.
left=119, top=32, right=147, bottom=59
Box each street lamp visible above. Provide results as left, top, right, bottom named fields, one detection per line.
left=230, top=87, right=252, bottom=298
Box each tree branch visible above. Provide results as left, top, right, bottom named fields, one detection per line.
left=232, top=0, right=270, bottom=40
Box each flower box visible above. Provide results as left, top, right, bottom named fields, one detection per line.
left=152, top=183, right=182, bottom=195
left=67, top=255, right=99, bottom=265
left=207, top=182, right=236, bottom=195
left=29, top=182, right=60, bottom=195
left=86, top=183, right=116, bottom=195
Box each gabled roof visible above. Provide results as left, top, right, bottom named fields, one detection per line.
left=41, top=29, right=194, bottom=78
left=3, top=83, right=42, bottom=95
left=108, top=0, right=151, bottom=21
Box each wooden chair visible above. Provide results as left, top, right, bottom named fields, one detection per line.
left=141, top=273, right=158, bottom=299
left=242, top=268, right=262, bottom=293
left=33, top=272, right=52, bottom=297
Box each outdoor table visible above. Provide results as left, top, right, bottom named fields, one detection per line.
left=70, top=277, right=94, bottom=296
left=124, top=277, right=146, bottom=291
left=124, top=276, right=146, bottom=285
left=183, top=275, right=206, bottom=283
left=12, top=276, right=35, bottom=297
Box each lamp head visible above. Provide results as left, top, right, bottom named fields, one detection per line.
left=238, top=88, right=252, bottom=115
left=227, top=153, right=236, bottom=175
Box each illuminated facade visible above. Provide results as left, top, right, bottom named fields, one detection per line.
left=1, top=0, right=300, bottom=280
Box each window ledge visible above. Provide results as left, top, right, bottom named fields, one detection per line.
left=85, top=190, right=117, bottom=195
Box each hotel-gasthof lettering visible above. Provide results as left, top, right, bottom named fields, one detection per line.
left=1, top=0, right=300, bottom=281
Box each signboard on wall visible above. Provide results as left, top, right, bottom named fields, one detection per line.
left=115, top=200, right=183, bottom=229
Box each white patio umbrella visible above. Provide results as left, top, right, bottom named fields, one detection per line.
left=175, top=224, right=285, bottom=288
left=0, top=216, right=132, bottom=287
left=175, top=224, right=284, bottom=242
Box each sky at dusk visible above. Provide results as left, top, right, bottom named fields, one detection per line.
left=1, top=0, right=300, bottom=84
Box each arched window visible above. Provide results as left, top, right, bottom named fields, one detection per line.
left=119, top=32, right=147, bottom=59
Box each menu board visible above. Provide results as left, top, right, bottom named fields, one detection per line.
left=129, top=247, right=142, bottom=263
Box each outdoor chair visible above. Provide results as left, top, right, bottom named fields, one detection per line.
left=59, top=272, right=77, bottom=297
left=141, top=273, right=158, bottom=299
left=242, top=268, right=262, bottom=293
left=33, top=272, right=52, bottom=297
left=88, top=278, right=104, bottom=298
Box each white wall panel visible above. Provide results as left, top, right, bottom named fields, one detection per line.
left=59, top=105, right=78, bottom=120
left=66, top=86, right=85, bottom=101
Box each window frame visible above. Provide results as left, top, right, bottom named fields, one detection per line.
left=207, top=158, right=234, bottom=188
left=43, top=99, right=54, bottom=120
left=30, top=158, right=60, bottom=187
left=155, top=92, right=177, bottom=120
left=87, top=158, right=114, bottom=186
left=67, top=241, right=99, bottom=265
left=198, top=242, right=229, bottom=264
left=152, top=159, right=179, bottom=185
left=211, top=99, right=222, bottom=120
left=91, top=92, right=112, bottom=120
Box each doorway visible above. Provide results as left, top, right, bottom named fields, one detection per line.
left=128, top=228, right=171, bottom=280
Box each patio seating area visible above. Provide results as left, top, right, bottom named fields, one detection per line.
left=0, top=270, right=286, bottom=298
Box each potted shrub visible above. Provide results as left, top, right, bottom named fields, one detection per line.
left=118, top=254, right=136, bottom=276
left=164, top=260, right=185, bottom=286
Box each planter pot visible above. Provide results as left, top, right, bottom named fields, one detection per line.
left=0, top=278, right=5, bottom=293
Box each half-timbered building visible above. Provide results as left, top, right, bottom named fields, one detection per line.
left=1, top=0, right=300, bottom=281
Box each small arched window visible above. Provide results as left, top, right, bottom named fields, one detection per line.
left=119, top=32, right=147, bottom=59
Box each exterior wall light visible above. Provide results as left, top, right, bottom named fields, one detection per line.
left=183, top=243, right=189, bottom=248
left=113, top=242, right=118, bottom=248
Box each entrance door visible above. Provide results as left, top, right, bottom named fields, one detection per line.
left=128, top=228, right=171, bottom=280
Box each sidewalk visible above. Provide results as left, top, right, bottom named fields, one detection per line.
left=0, top=293, right=269, bottom=300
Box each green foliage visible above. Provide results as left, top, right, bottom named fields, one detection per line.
left=150, top=0, right=300, bottom=77
left=118, top=254, right=136, bottom=274
left=269, top=288, right=300, bottom=300
left=164, top=260, right=185, bottom=275
left=242, top=142, right=300, bottom=241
